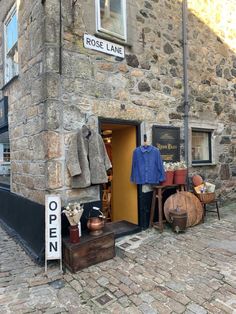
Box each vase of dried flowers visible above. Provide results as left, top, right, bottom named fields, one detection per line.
left=62, top=202, right=84, bottom=243
left=69, top=225, right=80, bottom=243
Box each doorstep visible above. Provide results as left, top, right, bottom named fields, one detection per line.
left=104, top=220, right=141, bottom=239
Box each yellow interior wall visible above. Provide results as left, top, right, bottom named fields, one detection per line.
left=111, top=126, right=138, bottom=224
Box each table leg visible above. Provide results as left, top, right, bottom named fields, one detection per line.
left=157, top=188, right=163, bottom=232
left=149, top=189, right=157, bottom=227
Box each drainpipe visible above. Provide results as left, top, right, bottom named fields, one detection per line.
left=182, top=0, right=189, bottom=182
left=59, top=0, right=62, bottom=75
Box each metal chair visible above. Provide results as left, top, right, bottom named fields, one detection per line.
left=192, top=175, right=220, bottom=220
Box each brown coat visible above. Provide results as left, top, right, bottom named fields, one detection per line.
left=67, top=126, right=112, bottom=188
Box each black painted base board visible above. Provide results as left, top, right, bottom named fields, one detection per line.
left=0, top=189, right=45, bottom=265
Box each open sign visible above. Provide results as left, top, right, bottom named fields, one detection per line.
left=45, top=195, right=61, bottom=260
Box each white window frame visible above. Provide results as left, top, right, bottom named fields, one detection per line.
left=189, top=121, right=219, bottom=167
left=95, top=0, right=127, bottom=41
left=191, top=129, right=213, bottom=164
left=4, top=4, right=18, bottom=84
left=0, top=132, right=10, bottom=184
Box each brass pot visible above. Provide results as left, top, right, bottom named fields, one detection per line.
left=169, top=210, right=187, bottom=233
left=87, top=217, right=104, bottom=236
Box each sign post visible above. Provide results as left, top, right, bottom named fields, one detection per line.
left=45, top=195, right=62, bottom=273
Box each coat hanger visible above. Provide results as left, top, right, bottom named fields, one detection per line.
left=82, top=124, right=92, bottom=139
left=143, top=134, right=148, bottom=147
left=83, top=113, right=97, bottom=139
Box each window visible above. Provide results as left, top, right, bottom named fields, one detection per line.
left=0, top=97, right=10, bottom=186
left=192, top=130, right=212, bottom=164
left=4, top=4, right=18, bottom=84
left=96, top=0, right=127, bottom=40
left=0, top=132, right=10, bottom=186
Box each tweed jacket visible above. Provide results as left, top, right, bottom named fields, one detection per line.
left=67, top=126, right=112, bottom=188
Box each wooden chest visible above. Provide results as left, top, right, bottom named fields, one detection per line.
left=62, top=231, right=115, bottom=273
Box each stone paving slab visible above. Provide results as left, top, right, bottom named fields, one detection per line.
left=0, top=205, right=236, bottom=313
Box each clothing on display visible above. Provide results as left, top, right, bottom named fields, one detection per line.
left=67, top=125, right=112, bottom=188
left=130, top=145, right=165, bottom=185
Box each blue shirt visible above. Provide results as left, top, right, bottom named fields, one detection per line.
left=130, top=145, right=165, bottom=184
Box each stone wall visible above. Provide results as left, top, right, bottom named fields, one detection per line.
left=57, top=0, right=236, bottom=203
left=0, top=0, right=235, bottom=204
left=58, top=0, right=185, bottom=203
left=187, top=0, right=236, bottom=200
left=0, top=0, right=47, bottom=203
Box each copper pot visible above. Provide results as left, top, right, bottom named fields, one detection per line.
left=169, top=210, right=187, bottom=233
left=87, top=217, right=104, bottom=236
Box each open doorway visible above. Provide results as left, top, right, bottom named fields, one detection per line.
left=100, top=120, right=140, bottom=237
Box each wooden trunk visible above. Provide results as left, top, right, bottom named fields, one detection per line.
left=62, top=231, right=115, bottom=273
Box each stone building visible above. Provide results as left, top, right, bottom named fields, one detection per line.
left=0, top=0, right=235, bottom=261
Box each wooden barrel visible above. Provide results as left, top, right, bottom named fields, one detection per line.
left=164, top=191, right=203, bottom=227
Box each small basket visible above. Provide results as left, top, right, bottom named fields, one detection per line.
left=197, top=192, right=215, bottom=204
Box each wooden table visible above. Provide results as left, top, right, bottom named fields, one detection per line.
left=149, top=184, right=186, bottom=232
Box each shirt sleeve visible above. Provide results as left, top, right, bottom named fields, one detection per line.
left=157, top=149, right=166, bottom=182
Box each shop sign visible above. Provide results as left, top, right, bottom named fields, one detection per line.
left=0, top=97, right=8, bottom=129
left=45, top=195, right=61, bottom=261
left=152, top=126, right=180, bottom=162
left=84, top=34, right=124, bottom=58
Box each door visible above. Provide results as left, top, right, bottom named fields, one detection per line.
left=111, top=125, right=138, bottom=224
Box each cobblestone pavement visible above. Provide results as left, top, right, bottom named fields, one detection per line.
left=1, top=204, right=236, bottom=313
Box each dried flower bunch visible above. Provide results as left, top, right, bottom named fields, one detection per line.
left=163, top=162, right=175, bottom=171
left=173, top=161, right=187, bottom=170
left=62, top=202, right=84, bottom=226
left=163, top=161, right=187, bottom=171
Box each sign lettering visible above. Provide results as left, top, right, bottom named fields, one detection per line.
left=45, top=195, right=61, bottom=260
left=84, top=34, right=124, bottom=58
left=152, top=126, right=180, bottom=162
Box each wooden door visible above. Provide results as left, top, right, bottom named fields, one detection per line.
left=111, top=126, right=138, bottom=224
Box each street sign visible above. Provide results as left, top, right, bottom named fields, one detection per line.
left=84, top=33, right=125, bottom=58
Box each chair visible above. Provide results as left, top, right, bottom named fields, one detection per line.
left=192, top=175, right=220, bottom=220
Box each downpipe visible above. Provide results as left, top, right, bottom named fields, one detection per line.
left=182, top=0, right=189, bottom=187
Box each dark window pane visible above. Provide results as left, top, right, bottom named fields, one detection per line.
left=0, top=131, right=10, bottom=186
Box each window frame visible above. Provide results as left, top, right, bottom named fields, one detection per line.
left=95, top=0, right=127, bottom=41
left=0, top=97, right=10, bottom=189
left=191, top=128, right=213, bottom=165
left=4, top=3, right=18, bottom=84
left=3, top=143, right=10, bottom=163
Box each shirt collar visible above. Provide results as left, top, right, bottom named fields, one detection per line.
left=140, top=145, right=153, bottom=153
